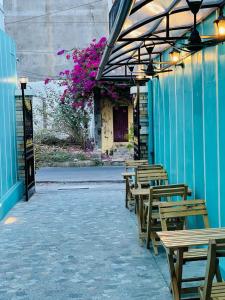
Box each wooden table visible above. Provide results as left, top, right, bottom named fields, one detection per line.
left=157, top=228, right=225, bottom=300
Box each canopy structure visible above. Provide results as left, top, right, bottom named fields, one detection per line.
left=97, top=0, right=225, bottom=80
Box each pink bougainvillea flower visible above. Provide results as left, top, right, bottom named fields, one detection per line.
left=47, top=37, right=123, bottom=112
left=44, top=78, right=51, bottom=85
left=57, top=49, right=65, bottom=55
left=64, top=70, right=70, bottom=76
left=89, top=71, right=97, bottom=78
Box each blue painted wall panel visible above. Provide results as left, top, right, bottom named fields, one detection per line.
left=176, top=68, right=185, bottom=184
left=163, top=76, right=171, bottom=174
left=147, top=81, right=154, bottom=163
left=0, top=29, right=23, bottom=219
left=192, top=53, right=204, bottom=199
left=168, top=75, right=177, bottom=183
left=151, top=9, right=224, bottom=229
left=218, top=39, right=225, bottom=227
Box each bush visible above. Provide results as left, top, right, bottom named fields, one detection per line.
left=34, top=130, right=62, bottom=146
left=74, top=152, right=87, bottom=161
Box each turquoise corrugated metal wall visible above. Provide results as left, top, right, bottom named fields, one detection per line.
left=151, top=9, right=225, bottom=228
left=0, top=30, right=23, bottom=220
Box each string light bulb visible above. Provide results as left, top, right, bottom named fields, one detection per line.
left=214, top=9, right=225, bottom=38
left=169, top=49, right=181, bottom=64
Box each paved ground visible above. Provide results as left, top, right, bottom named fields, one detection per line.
left=36, top=167, right=124, bottom=183
left=0, top=167, right=205, bottom=299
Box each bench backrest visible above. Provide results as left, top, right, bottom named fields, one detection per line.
left=159, top=199, right=209, bottom=231
left=202, top=238, right=225, bottom=300
left=135, top=166, right=167, bottom=187
left=125, top=160, right=148, bottom=171
left=150, top=184, right=188, bottom=200
left=146, top=184, right=189, bottom=234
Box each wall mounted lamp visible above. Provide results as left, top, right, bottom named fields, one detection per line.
left=214, top=8, right=225, bottom=38
left=19, top=77, right=28, bottom=90
left=169, top=48, right=180, bottom=63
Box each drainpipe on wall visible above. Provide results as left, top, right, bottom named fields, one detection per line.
left=136, top=82, right=141, bottom=159
left=147, top=80, right=155, bottom=164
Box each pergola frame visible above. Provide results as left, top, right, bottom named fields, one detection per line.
left=97, top=0, right=225, bottom=80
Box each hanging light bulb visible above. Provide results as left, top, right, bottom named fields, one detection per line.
left=169, top=49, right=181, bottom=63
left=214, top=9, right=225, bottom=38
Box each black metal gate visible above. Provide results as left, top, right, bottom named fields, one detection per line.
left=22, top=94, right=35, bottom=201
left=133, top=84, right=141, bottom=160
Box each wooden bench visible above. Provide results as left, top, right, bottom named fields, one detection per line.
left=159, top=200, right=222, bottom=293
left=144, top=184, right=189, bottom=254
left=159, top=199, right=210, bottom=262
left=199, top=238, right=225, bottom=300
left=135, top=165, right=167, bottom=188
left=157, top=228, right=225, bottom=300
left=125, top=160, right=148, bottom=171
left=124, top=163, right=164, bottom=209
left=123, top=160, right=148, bottom=209
left=159, top=199, right=209, bottom=231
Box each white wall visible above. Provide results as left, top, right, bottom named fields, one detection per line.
left=0, top=0, right=4, bottom=31
left=4, top=0, right=109, bottom=81
left=107, top=0, right=113, bottom=10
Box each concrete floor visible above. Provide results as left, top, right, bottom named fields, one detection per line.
left=0, top=167, right=206, bottom=299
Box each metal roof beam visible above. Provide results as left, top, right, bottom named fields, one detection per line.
left=119, top=0, right=182, bottom=39
left=111, top=25, right=190, bottom=57
left=96, top=0, right=135, bottom=80
left=119, top=1, right=221, bottom=40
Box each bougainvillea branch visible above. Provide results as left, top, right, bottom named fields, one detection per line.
left=46, top=37, right=122, bottom=110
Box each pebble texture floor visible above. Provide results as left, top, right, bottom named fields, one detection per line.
left=0, top=182, right=173, bottom=300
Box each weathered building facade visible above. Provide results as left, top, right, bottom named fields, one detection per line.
left=94, top=86, right=134, bottom=157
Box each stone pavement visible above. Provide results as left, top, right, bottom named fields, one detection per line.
left=0, top=182, right=171, bottom=300
left=0, top=179, right=206, bottom=300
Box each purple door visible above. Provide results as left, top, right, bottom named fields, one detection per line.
left=113, top=106, right=128, bottom=142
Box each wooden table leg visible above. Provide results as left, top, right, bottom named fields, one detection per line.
left=135, top=195, right=143, bottom=241
left=140, top=195, right=144, bottom=231
left=175, top=248, right=185, bottom=298
left=125, top=177, right=129, bottom=208
left=166, top=249, right=180, bottom=300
